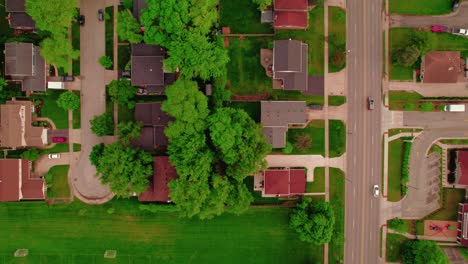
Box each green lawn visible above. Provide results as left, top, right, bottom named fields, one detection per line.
left=388, top=128, right=422, bottom=137
left=287, top=120, right=325, bottom=155
left=71, top=17, right=81, bottom=76
left=31, top=90, right=69, bottom=129
left=307, top=167, right=325, bottom=193
left=270, top=90, right=325, bottom=106
left=227, top=37, right=273, bottom=95
left=219, top=0, right=273, bottom=34
left=386, top=233, right=409, bottom=262
left=229, top=102, right=261, bottom=122
left=390, top=64, right=413, bottom=80
left=72, top=91, right=81, bottom=129
left=428, top=188, right=466, bottom=220
left=328, top=7, right=346, bottom=73
left=388, top=138, right=404, bottom=202
left=0, top=200, right=324, bottom=263
left=389, top=0, right=453, bottom=15
left=460, top=248, right=468, bottom=261
left=388, top=91, right=423, bottom=110
left=329, top=120, right=346, bottom=158
left=329, top=168, right=345, bottom=264
left=42, top=143, right=69, bottom=154
left=46, top=165, right=71, bottom=199
left=105, top=6, right=114, bottom=63
left=328, top=96, right=346, bottom=106
left=276, top=6, right=325, bottom=75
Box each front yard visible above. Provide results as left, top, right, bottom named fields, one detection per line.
left=328, top=6, right=347, bottom=73
left=46, top=165, right=71, bottom=199
left=219, top=0, right=273, bottom=34
left=329, top=120, right=346, bottom=158
left=31, top=90, right=70, bottom=129
left=286, top=120, right=325, bottom=155
left=307, top=167, right=326, bottom=193
left=389, top=0, right=454, bottom=15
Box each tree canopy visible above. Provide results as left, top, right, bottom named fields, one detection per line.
left=56, top=91, right=80, bottom=110
left=392, top=45, right=420, bottom=67
left=90, top=113, right=114, bottom=137
left=25, top=0, right=77, bottom=36
left=107, top=79, right=137, bottom=109
left=117, top=10, right=143, bottom=44
left=290, top=198, right=335, bottom=245
left=99, top=55, right=113, bottom=69
left=388, top=218, right=406, bottom=234
left=40, top=36, right=80, bottom=73
left=20, top=148, right=40, bottom=161
left=402, top=240, right=449, bottom=264
left=252, top=0, right=272, bottom=11
left=117, top=121, right=143, bottom=145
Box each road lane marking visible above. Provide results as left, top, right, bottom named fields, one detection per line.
left=372, top=135, right=374, bottom=145
left=371, top=167, right=374, bottom=176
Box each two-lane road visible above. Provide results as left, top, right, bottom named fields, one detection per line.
left=345, top=0, right=383, bottom=263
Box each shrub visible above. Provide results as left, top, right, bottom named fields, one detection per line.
left=401, top=142, right=412, bottom=195
left=99, top=55, right=113, bottom=69
left=404, top=103, right=416, bottom=111
left=90, top=113, right=114, bottom=136
left=421, top=102, right=433, bottom=112
left=388, top=218, right=406, bottom=233
left=20, top=148, right=40, bottom=161
left=56, top=91, right=80, bottom=110
left=282, top=141, right=293, bottom=154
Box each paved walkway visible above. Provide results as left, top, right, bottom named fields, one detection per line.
left=386, top=229, right=457, bottom=242
left=389, top=81, right=468, bottom=97
left=327, top=70, right=346, bottom=96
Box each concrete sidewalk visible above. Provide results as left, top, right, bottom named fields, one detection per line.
left=389, top=81, right=468, bottom=97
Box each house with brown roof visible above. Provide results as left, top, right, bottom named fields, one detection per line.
left=455, top=151, right=468, bottom=186
left=4, top=42, right=46, bottom=92
left=132, top=102, right=174, bottom=150
left=421, top=51, right=462, bottom=83
left=5, top=0, right=35, bottom=30
left=457, top=203, right=468, bottom=246
left=261, top=101, right=307, bottom=148
left=0, top=100, right=48, bottom=148
left=139, top=156, right=179, bottom=202
left=131, top=44, right=176, bottom=94
left=0, top=159, right=45, bottom=202
left=273, top=40, right=308, bottom=91
left=132, top=0, right=147, bottom=21
left=262, top=168, right=306, bottom=197
left=274, top=0, right=308, bottom=29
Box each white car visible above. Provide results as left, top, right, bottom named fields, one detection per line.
left=48, top=153, right=61, bottom=159
left=373, top=185, right=380, bottom=197
left=453, top=28, right=468, bottom=36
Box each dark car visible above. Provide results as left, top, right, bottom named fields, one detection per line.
left=98, top=9, right=104, bottom=21
left=52, top=137, right=67, bottom=143
left=453, top=0, right=460, bottom=11
left=79, top=15, right=85, bottom=26
left=431, top=25, right=449, bottom=33
left=61, top=76, right=75, bottom=82
left=367, top=96, right=374, bottom=110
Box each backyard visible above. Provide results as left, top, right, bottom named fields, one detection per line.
left=46, top=165, right=71, bottom=199
left=329, top=168, right=345, bottom=264
left=388, top=138, right=404, bottom=202
left=386, top=233, right=409, bottom=262
left=219, top=0, right=273, bottom=34
left=286, top=120, right=325, bottom=155
left=307, top=167, right=325, bottom=193
left=31, top=90, right=70, bottom=129
left=328, top=7, right=347, bottom=73
left=389, top=0, right=454, bottom=15
left=329, top=120, right=346, bottom=157
left=0, top=200, right=323, bottom=263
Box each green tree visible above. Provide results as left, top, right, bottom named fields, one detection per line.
left=388, top=218, right=406, bottom=233
left=40, top=36, right=79, bottom=73
left=252, top=0, right=272, bottom=10
left=402, top=240, right=449, bottom=264
left=117, top=121, right=143, bottom=145
left=409, top=31, right=432, bottom=55
left=25, top=0, right=77, bottom=35
left=421, top=102, right=433, bottom=112
left=20, top=148, right=40, bottom=161
left=99, top=55, right=113, bottom=69
left=117, top=10, right=143, bottom=43
left=89, top=143, right=105, bottom=166
left=94, top=142, right=153, bottom=197
left=56, top=91, right=80, bottom=110
left=290, top=198, right=335, bottom=245
left=283, top=141, right=293, bottom=154
left=393, top=45, right=420, bottom=67
left=107, top=79, right=137, bottom=109
left=405, top=103, right=416, bottom=111
left=90, top=113, right=114, bottom=136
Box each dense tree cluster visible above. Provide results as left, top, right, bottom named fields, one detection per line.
left=162, top=79, right=270, bottom=219
left=117, top=10, right=143, bottom=44
left=107, top=79, right=137, bottom=109
left=392, top=31, right=432, bottom=67
left=252, top=0, right=272, bottom=10
left=140, top=0, right=229, bottom=80
left=402, top=240, right=449, bottom=264
left=56, top=91, right=80, bottom=111
left=90, top=112, right=114, bottom=137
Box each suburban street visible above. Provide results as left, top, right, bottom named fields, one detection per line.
left=345, top=0, right=383, bottom=262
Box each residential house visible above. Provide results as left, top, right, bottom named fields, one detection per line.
left=457, top=203, right=468, bottom=246
left=261, top=101, right=307, bottom=148
left=0, top=159, right=45, bottom=202
left=274, top=0, right=308, bottom=29
left=139, top=156, right=178, bottom=202
left=132, top=102, right=173, bottom=150
left=421, top=51, right=462, bottom=83
left=262, top=168, right=306, bottom=197
left=5, top=0, right=35, bottom=30
left=132, top=0, right=147, bottom=21
left=273, top=40, right=308, bottom=91
left=4, top=42, right=47, bottom=92
left=131, top=43, right=176, bottom=94
left=0, top=100, right=48, bottom=148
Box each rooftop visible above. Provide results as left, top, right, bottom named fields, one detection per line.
left=273, top=40, right=308, bottom=91
left=6, top=0, right=26, bottom=12
left=422, top=51, right=461, bottom=83
left=0, top=159, right=45, bottom=202
left=264, top=168, right=306, bottom=196
left=139, top=156, right=179, bottom=202
left=132, top=0, right=148, bottom=21
left=274, top=0, right=308, bottom=11
left=133, top=102, right=174, bottom=149
left=274, top=0, right=308, bottom=29
left=457, top=203, right=468, bottom=246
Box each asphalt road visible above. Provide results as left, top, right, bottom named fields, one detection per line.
left=345, top=0, right=383, bottom=263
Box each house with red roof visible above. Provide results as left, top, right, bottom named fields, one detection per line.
left=274, top=0, right=309, bottom=29
left=139, top=156, right=179, bottom=203
left=457, top=203, right=468, bottom=246
left=0, top=159, right=45, bottom=202
left=262, top=168, right=306, bottom=197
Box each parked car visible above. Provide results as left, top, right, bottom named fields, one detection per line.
left=373, top=185, right=380, bottom=197
left=452, top=28, right=468, bottom=36
left=61, top=76, right=74, bottom=82
left=48, top=154, right=61, bottom=159
left=137, top=88, right=148, bottom=95
left=79, top=15, right=85, bottom=26
left=452, top=0, right=460, bottom=11
left=98, top=9, right=104, bottom=21
left=431, top=25, right=449, bottom=33
left=52, top=137, right=67, bottom=143
left=367, top=96, right=374, bottom=110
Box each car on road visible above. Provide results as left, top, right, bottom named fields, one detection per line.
left=98, top=9, right=104, bottom=21
left=373, top=185, right=380, bottom=197
left=431, top=25, right=449, bottom=33
left=79, top=15, right=85, bottom=26
left=48, top=154, right=61, bottom=159
left=52, top=137, right=67, bottom=143
left=367, top=96, right=374, bottom=110
left=61, top=76, right=74, bottom=82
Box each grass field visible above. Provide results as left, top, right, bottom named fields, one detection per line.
left=287, top=120, right=325, bottom=155
left=328, top=96, right=346, bottom=106
left=428, top=188, right=466, bottom=220
left=219, top=0, right=273, bottom=34
left=227, top=37, right=273, bottom=95
left=71, top=18, right=80, bottom=76
left=31, top=91, right=69, bottom=129
left=46, top=165, right=71, bottom=199
left=0, top=200, right=324, bottom=263
left=388, top=138, right=404, bottom=202
left=386, top=233, right=409, bottom=262
left=276, top=6, right=325, bottom=75
left=329, top=120, right=346, bottom=157
left=105, top=7, right=114, bottom=63
left=307, top=167, right=325, bottom=193
left=328, top=7, right=346, bottom=73
left=329, top=168, right=345, bottom=264
left=389, top=0, right=453, bottom=15
left=388, top=91, right=423, bottom=110
left=229, top=102, right=261, bottom=122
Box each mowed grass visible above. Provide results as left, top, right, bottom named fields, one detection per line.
left=329, top=120, right=346, bottom=158
left=386, top=233, right=409, bottom=262
left=307, top=167, right=325, bottom=193
left=328, top=96, right=346, bottom=106
left=287, top=120, right=325, bottom=155
left=71, top=18, right=80, bottom=76
left=219, top=0, right=273, bottom=34
left=31, top=90, right=69, bottom=129
left=388, top=138, right=404, bottom=202
left=388, top=91, right=423, bottom=110
left=0, top=200, right=324, bottom=263
left=270, top=90, right=325, bottom=106
left=117, top=104, right=135, bottom=123
left=328, top=6, right=346, bottom=73
left=46, top=165, right=71, bottom=199
left=105, top=6, right=114, bottom=62
left=389, top=0, right=453, bottom=15
left=72, top=91, right=81, bottom=129
left=276, top=6, right=325, bottom=75
left=227, top=37, right=273, bottom=95
left=329, top=168, right=345, bottom=264
left=428, top=188, right=466, bottom=220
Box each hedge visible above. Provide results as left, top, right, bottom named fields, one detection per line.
left=401, top=141, right=412, bottom=195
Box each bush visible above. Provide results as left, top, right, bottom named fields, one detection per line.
left=404, top=103, right=416, bottom=111
left=421, top=102, right=433, bottom=112
left=90, top=113, right=114, bottom=136
left=448, top=173, right=456, bottom=184
left=282, top=141, right=293, bottom=154
left=56, top=91, right=80, bottom=110
left=20, top=148, right=40, bottom=161
left=401, top=142, right=412, bottom=194
left=388, top=218, right=406, bottom=233
left=99, top=55, right=113, bottom=69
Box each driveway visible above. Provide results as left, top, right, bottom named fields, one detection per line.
left=34, top=152, right=80, bottom=177
left=71, top=0, right=113, bottom=204
left=390, top=2, right=468, bottom=28
left=389, top=82, right=468, bottom=97
left=265, top=154, right=325, bottom=181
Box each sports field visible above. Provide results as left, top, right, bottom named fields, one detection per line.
left=0, top=199, right=323, bottom=263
